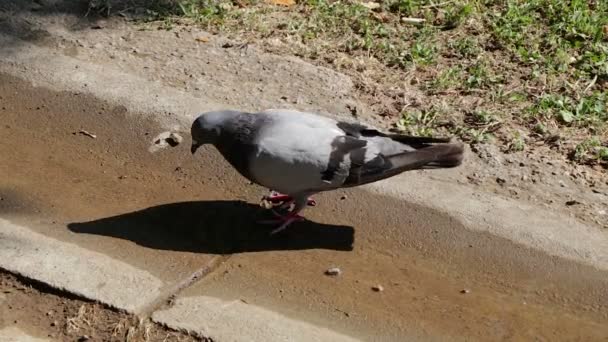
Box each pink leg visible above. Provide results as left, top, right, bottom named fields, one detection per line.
left=258, top=211, right=305, bottom=234
left=264, top=192, right=292, bottom=203
left=262, top=191, right=317, bottom=207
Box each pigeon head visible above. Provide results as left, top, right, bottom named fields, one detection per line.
left=190, top=110, right=241, bottom=154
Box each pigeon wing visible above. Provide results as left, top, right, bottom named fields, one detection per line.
left=246, top=111, right=366, bottom=194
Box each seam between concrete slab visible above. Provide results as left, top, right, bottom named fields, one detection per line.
left=138, top=255, right=231, bottom=318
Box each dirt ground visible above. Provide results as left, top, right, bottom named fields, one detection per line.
left=1, top=67, right=608, bottom=341
left=0, top=272, right=204, bottom=341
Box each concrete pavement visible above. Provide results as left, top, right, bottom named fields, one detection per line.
left=0, top=327, right=49, bottom=342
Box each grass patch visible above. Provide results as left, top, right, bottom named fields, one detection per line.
left=572, top=137, right=608, bottom=166
left=102, top=0, right=608, bottom=167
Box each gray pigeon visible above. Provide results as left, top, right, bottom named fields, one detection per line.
left=191, top=109, right=464, bottom=233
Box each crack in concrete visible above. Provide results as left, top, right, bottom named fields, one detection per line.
left=137, top=255, right=232, bottom=318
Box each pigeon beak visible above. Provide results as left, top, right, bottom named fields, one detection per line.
left=191, top=140, right=202, bottom=154
left=191, top=143, right=200, bottom=154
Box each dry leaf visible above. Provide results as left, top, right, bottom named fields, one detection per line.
left=266, top=0, right=295, bottom=6
left=75, top=130, right=97, bottom=139
left=234, top=0, right=248, bottom=8
left=373, top=12, right=390, bottom=23
left=360, top=1, right=380, bottom=10
left=195, top=36, right=210, bottom=43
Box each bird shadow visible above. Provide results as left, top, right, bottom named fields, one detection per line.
left=67, top=200, right=354, bottom=253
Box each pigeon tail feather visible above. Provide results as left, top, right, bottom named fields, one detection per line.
left=387, top=142, right=465, bottom=171
left=344, top=142, right=464, bottom=187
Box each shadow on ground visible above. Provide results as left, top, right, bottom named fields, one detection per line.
left=67, top=200, right=355, bottom=253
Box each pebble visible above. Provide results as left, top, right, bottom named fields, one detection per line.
left=372, top=285, right=384, bottom=292
left=50, top=320, right=58, bottom=327
left=91, top=20, right=106, bottom=29
left=166, top=132, right=183, bottom=147
left=496, top=177, right=506, bottom=185
left=460, top=289, right=471, bottom=294
left=325, top=267, right=341, bottom=276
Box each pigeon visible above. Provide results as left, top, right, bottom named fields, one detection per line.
left=191, top=109, right=464, bottom=233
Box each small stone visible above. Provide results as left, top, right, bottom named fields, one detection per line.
left=78, top=335, right=90, bottom=342
left=346, top=102, right=358, bottom=116
left=460, top=289, right=470, bottom=294
left=372, top=285, right=384, bottom=292
left=598, top=210, right=606, bottom=216
left=340, top=195, right=347, bottom=200
left=360, top=1, right=381, bottom=10
left=565, top=200, right=582, bottom=206
left=166, top=132, right=183, bottom=147
left=50, top=320, right=58, bottom=327
left=46, top=310, right=53, bottom=316
left=496, top=177, right=506, bottom=185
left=325, top=267, right=341, bottom=276
left=91, top=20, right=106, bottom=29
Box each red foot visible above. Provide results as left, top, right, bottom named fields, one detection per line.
left=261, top=192, right=317, bottom=207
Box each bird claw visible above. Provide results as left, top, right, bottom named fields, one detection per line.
left=257, top=214, right=305, bottom=235
left=270, top=215, right=305, bottom=235
left=259, top=199, right=274, bottom=210
left=259, top=192, right=317, bottom=208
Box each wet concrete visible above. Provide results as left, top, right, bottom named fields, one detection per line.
left=1, top=72, right=607, bottom=341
